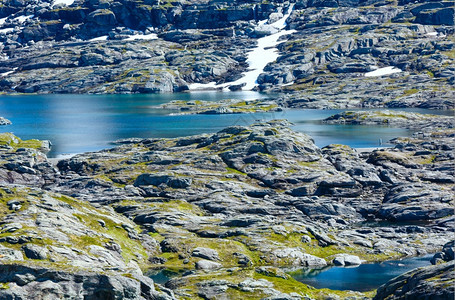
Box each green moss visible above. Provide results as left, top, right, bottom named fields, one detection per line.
left=403, top=88, right=418, bottom=96
left=0, top=282, right=9, bottom=290
left=418, top=155, right=436, bottom=165
left=0, top=188, right=30, bottom=218
left=0, top=133, right=44, bottom=150
left=225, top=286, right=266, bottom=299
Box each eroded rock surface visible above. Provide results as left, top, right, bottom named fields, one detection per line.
left=0, top=116, right=453, bottom=298
left=0, top=0, right=453, bottom=111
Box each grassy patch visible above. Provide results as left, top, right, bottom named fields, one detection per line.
left=0, top=133, right=44, bottom=150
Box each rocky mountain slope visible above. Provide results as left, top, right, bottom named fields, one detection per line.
left=0, top=112, right=453, bottom=299
left=0, top=0, right=454, bottom=109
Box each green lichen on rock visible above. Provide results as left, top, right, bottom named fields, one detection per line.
left=0, top=133, right=47, bottom=152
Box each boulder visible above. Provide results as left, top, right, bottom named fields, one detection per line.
left=192, top=247, right=220, bottom=261
left=333, top=254, right=362, bottom=266
left=195, top=259, right=222, bottom=270
left=0, top=117, right=11, bottom=125
left=272, top=248, right=327, bottom=267
left=374, top=261, right=455, bottom=300
left=22, top=244, right=49, bottom=260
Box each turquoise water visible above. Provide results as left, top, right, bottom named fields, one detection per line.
left=0, top=93, right=450, bottom=157
left=289, top=255, right=432, bottom=292
left=149, top=255, right=433, bottom=291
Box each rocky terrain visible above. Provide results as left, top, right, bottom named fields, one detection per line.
left=158, top=98, right=282, bottom=115
left=0, top=111, right=453, bottom=298
left=323, top=110, right=454, bottom=130
left=374, top=240, right=455, bottom=300
left=0, top=0, right=453, bottom=109
left=0, top=0, right=454, bottom=298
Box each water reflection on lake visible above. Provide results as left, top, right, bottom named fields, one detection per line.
left=0, top=93, right=451, bottom=157
left=288, top=255, right=432, bottom=292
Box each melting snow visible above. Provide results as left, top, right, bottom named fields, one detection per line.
left=13, top=15, right=33, bottom=24
left=89, top=35, right=108, bottom=42
left=268, top=4, right=294, bottom=30
left=124, top=33, right=158, bottom=41
left=52, top=0, right=75, bottom=8
left=0, top=17, right=8, bottom=26
left=365, top=66, right=402, bottom=77
left=0, top=28, right=14, bottom=34
left=190, top=4, right=296, bottom=91
left=0, top=68, right=18, bottom=77
left=225, top=29, right=296, bottom=91
left=425, top=31, right=446, bottom=38
left=188, top=82, right=218, bottom=90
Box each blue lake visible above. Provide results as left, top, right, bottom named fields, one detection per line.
left=289, top=254, right=433, bottom=292
left=0, top=92, right=451, bottom=157
left=149, top=255, right=433, bottom=291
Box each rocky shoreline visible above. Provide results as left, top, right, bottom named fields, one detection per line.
left=0, top=0, right=454, bottom=297
left=0, top=0, right=453, bottom=109
left=0, top=108, right=453, bottom=299
left=158, top=99, right=282, bottom=115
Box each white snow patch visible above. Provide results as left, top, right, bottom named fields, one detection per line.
left=225, top=29, right=296, bottom=91
left=188, top=82, right=218, bottom=90
left=365, top=66, right=402, bottom=77
left=0, top=28, right=14, bottom=34
left=89, top=35, right=108, bottom=42
left=425, top=31, right=446, bottom=38
left=282, top=81, right=295, bottom=86
left=190, top=5, right=296, bottom=91
left=0, top=68, right=18, bottom=77
left=13, top=15, right=33, bottom=24
left=124, top=33, right=158, bottom=41
left=258, top=19, right=268, bottom=26
left=52, top=0, right=75, bottom=8
left=269, top=4, right=294, bottom=30
left=0, top=17, right=8, bottom=26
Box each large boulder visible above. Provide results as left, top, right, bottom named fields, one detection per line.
left=0, top=265, right=171, bottom=300
left=374, top=261, right=455, bottom=300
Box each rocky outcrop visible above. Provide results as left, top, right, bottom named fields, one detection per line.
left=0, top=0, right=453, bottom=108
left=0, top=117, right=11, bottom=125
left=431, top=240, right=455, bottom=265
left=0, top=264, right=168, bottom=300
left=158, top=99, right=281, bottom=115
left=0, top=116, right=454, bottom=298
left=374, top=260, right=455, bottom=300
left=323, top=110, right=454, bottom=131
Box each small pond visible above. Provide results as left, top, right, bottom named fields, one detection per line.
left=148, top=255, right=433, bottom=292
left=288, top=254, right=433, bottom=292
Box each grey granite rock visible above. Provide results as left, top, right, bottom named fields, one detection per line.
left=374, top=261, right=455, bottom=300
